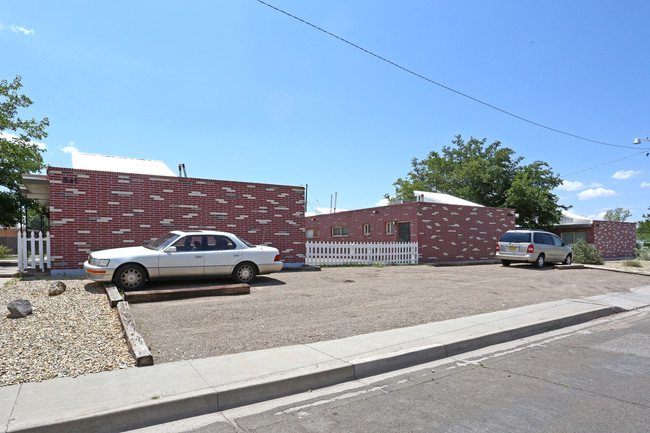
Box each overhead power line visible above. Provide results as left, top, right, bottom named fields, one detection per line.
left=563, top=151, right=648, bottom=177
left=255, top=0, right=649, bottom=151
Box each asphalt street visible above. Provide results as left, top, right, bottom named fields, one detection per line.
left=128, top=307, right=650, bottom=433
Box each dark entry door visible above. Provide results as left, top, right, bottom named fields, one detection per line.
left=398, top=222, right=411, bottom=243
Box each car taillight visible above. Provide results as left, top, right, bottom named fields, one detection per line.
left=274, top=254, right=280, bottom=262
left=527, top=244, right=534, bottom=253
left=496, top=243, right=500, bottom=251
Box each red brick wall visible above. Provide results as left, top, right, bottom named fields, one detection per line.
left=593, top=220, right=636, bottom=259
left=306, top=202, right=515, bottom=263
left=48, top=167, right=305, bottom=270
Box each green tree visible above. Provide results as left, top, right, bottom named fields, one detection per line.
left=638, top=207, right=650, bottom=242
left=0, top=76, right=49, bottom=228
left=602, top=207, right=632, bottom=222
left=27, top=206, right=49, bottom=232
left=391, top=135, right=565, bottom=228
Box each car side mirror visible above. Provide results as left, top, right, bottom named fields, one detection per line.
left=165, top=246, right=177, bottom=253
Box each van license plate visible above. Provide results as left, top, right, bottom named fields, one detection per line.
left=509, top=246, right=517, bottom=251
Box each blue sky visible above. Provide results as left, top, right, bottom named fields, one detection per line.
left=2, top=1, right=649, bottom=221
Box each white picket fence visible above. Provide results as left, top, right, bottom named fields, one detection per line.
left=305, top=241, right=419, bottom=266
left=17, top=231, right=51, bottom=272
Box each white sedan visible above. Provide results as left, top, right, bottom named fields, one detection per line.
left=84, top=230, right=283, bottom=290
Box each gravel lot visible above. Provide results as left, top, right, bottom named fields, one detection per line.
left=1, top=275, right=134, bottom=387
left=130, top=264, right=650, bottom=364
left=2, top=262, right=648, bottom=387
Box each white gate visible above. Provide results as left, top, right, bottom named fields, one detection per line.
left=17, top=231, right=51, bottom=272
left=305, top=241, right=418, bottom=266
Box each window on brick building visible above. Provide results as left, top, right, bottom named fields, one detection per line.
left=561, top=232, right=587, bottom=244
left=385, top=222, right=394, bottom=234
left=306, top=228, right=319, bottom=239
left=332, top=226, right=349, bottom=236
left=363, top=224, right=370, bottom=236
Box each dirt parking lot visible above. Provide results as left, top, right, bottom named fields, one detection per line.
left=130, top=264, right=650, bottom=364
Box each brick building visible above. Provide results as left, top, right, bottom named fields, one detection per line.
left=306, top=196, right=515, bottom=264
left=553, top=212, right=636, bottom=259
left=21, top=155, right=305, bottom=273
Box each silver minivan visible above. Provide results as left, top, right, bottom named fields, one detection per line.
left=496, top=229, right=573, bottom=268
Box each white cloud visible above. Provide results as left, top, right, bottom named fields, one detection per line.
left=10, top=25, right=34, bottom=36
left=558, top=181, right=603, bottom=192
left=374, top=198, right=389, bottom=207
left=61, top=142, right=79, bottom=154
left=587, top=211, right=607, bottom=220
left=577, top=187, right=617, bottom=200
left=558, top=180, right=584, bottom=191
left=612, top=170, right=642, bottom=180
left=641, top=181, right=650, bottom=188
left=0, top=131, right=46, bottom=150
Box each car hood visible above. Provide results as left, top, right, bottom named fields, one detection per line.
left=89, top=246, right=160, bottom=260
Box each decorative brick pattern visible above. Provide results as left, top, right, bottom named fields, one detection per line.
left=306, top=202, right=515, bottom=263
left=592, top=220, right=636, bottom=259
left=48, top=167, right=305, bottom=270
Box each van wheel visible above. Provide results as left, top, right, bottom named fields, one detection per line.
left=563, top=254, right=572, bottom=265
left=534, top=254, right=545, bottom=268
left=501, top=260, right=511, bottom=267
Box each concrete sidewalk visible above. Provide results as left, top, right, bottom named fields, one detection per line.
left=0, top=263, right=19, bottom=279
left=2, top=285, right=650, bottom=433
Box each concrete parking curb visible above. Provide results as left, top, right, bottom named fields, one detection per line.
left=584, top=264, right=650, bottom=277
left=3, top=288, right=650, bottom=433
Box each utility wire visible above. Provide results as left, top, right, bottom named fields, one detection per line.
left=255, top=0, right=649, bottom=151
left=563, top=151, right=648, bottom=177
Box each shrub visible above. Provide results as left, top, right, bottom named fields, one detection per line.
left=636, top=247, right=650, bottom=261
left=623, top=260, right=642, bottom=268
left=572, top=240, right=604, bottom=265
left=0, top=245, right=11, bottom=259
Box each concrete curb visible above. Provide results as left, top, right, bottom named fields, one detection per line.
left=584, top=264, right=650, bottom=276
left=554, top=264, right=585, bottom=270
left=4, top=289, right=650, bottom=433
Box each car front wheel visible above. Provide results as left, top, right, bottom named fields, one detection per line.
left=232, top=262, right=257, bottom=284
left=563, top=254, right=572, bottom=265
left=534, top=254, right=545, bottom=268
left=115, top=264, right=147, bottom=291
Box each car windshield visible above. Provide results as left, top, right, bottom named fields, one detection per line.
left=235, top=236, right=256, bottom=248
left=500, top=232, right=531, bottom=243
left=145, top=232, right=180, bottom=250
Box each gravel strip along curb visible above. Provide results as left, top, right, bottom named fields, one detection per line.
left=1, top=276, right=135, bottom=387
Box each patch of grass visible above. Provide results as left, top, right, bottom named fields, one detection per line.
left=622, top=260, right=643, bottom=268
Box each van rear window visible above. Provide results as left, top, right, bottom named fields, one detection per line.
left=500, top=232, right=531, bottom=243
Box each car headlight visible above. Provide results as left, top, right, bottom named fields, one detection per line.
left=89, top=257, right=110, bottom=267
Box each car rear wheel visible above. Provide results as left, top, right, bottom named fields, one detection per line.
left=534, top=254, right=545, bottom=268
left=563, top=254, right=572, bottom=265
left=232, top=262, right=257, bottom=284
left=115, top=264, right=147, bottom=291
left=501, top=260, right=511, bottom=267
